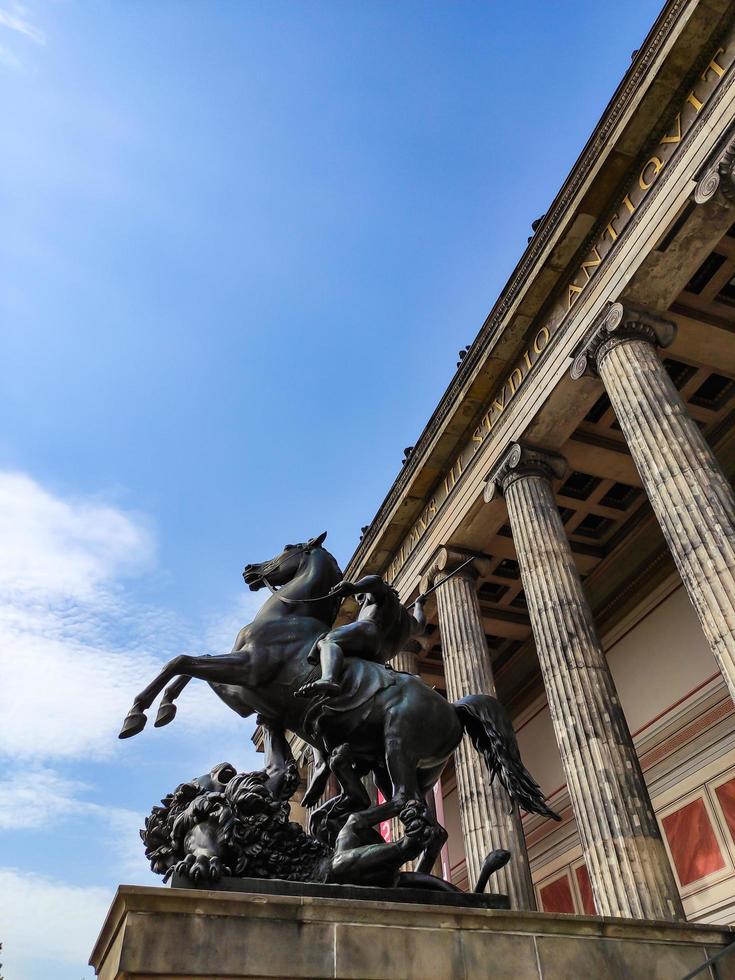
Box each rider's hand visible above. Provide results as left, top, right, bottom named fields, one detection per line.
left=329, top=580, right=354, bottom=597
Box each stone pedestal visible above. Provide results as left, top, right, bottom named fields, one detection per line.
left=90, top=885, right=735, bottom=980
left=423, top=548, right=536, bottom=910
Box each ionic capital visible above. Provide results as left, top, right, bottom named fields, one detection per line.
left=693, top=124, right=735, bottom=206
left=484, top=442, right=567, bottom=503
left=570, top=302, right=676, bottom=380
left=419, top=546, right=490, bottom=595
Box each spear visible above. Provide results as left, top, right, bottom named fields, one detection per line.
left=415, top=556, right=476, bottom=601
left=274, top=555, right=477, bottom=604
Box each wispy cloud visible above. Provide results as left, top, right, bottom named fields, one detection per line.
left=0, top=471, right=162, bottom=760
left=0, top=4, right=45, bottom=45
left=0, top=470, right=267, bottom=976
left=0, top=867, right=109, bottom=977
left=0, top=765, right=135, bottom=832
left=0, top=471, right=262, bottom=761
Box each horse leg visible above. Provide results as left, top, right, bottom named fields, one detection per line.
left=302, top=747, right=330, bottom=808
left=154, top=675, right=191, bottom=728
left=308, top=744, right=372, bottom=845
left=329, top=744, right=371, bottom=812
left=372, top=763, right=392, bottom=803
left=414, top=763, right=449, bottom=875
left=261, top=720, right=298, bottom=800
left=119, top=653, right=251, bottom=739
left=342, top=737, right=421, bottom=832
left=379, top=719, right=447, bottom=873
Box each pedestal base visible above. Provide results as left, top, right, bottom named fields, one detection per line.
left=170, top=871, right=510, bottom=910
left=91, top=884, right=735, bottom=980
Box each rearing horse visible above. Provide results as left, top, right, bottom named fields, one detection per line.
left=120, top=533, right=558, bottom=870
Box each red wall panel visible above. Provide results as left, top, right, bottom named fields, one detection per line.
left=539, top=873, right=576, bottom=914
left=715, top=777, right=735, bottom=844
left=575, top=863, right=596, bottom=915
left=662, top=798, right=725, bottom=886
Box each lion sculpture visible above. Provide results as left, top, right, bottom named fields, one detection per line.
left=142, top=757, right=510, bottom=894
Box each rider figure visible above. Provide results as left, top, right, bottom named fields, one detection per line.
left=295, top=575, right=426, bottom=699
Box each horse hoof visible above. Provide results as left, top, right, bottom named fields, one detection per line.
left=119, top=709, right=148, bottom=739
left=154, top=703, right=177, bottom=728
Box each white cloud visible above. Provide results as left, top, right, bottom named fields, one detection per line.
left=0, top=766, right=135, bottom=832
left=0, top=472, right=165, bottom=760
left=0, top=4, right=45, bottom=44
left=0, top=471, right=153, bottom=601
left=0, top=867, right=109, bottom=977
left=0, top=763, right=154, bottom=885
left=0, top=473, right=272, bottom=977
left=0, top=470, right=262, bottom=761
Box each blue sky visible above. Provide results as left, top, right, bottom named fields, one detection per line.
left=0, top=1, right=664, bottom=976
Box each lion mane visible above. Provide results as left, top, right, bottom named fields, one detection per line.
left=141, top=763, right=331, bottom=884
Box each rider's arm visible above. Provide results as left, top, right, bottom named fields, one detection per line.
left=333, top=574, right=387, bottom=598
left=349, top=574, right=387, bottom=595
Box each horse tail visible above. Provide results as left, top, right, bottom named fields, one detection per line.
left=454, top=694, right=560, bottom=822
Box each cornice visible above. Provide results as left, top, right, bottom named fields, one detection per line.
left=346, top=0, right=699, bottom=577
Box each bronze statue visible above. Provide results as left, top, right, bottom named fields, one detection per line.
left=295, top=575, right=426, bottom=698
left=121, top=533, right=559, bottom=880
left=142, top=758, right=512, bottom=896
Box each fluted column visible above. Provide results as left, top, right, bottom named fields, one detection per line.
left=485, top=444, right=684, bottom=921
left=421, top=548, right=536, bottom=909
left=573, top=303, right=735, bottom=706
left=391, top=649, right=418, bottom=674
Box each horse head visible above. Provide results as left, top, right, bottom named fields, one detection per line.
left=242, top=531, right=329, bottom=592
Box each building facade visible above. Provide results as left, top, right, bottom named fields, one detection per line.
left=291, top=0, right=735, bottom=925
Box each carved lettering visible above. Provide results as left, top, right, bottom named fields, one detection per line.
left=702, top=48, right=726, bottom=82
left=386, top=40, right=730, bottom=585
left=639, top=156, right=664, bottom=191
left=660, top=112, right=682, bottom=145
left=580, top=247, right=602, bottom=283
left=533, top=326, right=550, bottom=354
left=508, top=366, right=524, bottom=395
left=492, top=386, right=507, bottom=416
left=685, top=89, right=704, bottom=112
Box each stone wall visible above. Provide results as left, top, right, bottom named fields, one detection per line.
left=91, top=885, right=735, bottom=980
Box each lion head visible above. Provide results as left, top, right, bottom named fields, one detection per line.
left=141, top=763, right=331, bottom=885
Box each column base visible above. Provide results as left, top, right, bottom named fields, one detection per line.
left=91, top=884, right=735, bottom=980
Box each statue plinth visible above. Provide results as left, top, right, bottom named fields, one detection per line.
left=170, top=871, right=510, bottom=909
left=91, top=884, right=734, bottom=980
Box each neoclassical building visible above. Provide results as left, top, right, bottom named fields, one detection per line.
left=288, top=0, right=735, bottom=925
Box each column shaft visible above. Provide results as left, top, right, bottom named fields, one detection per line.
left=434, top=568, right=536, bottom=909
left=597, top=335, right=735, bottom=704
left=501, top=461, right=683, bottom=920
left=391, top=650, right=418, bottom=674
